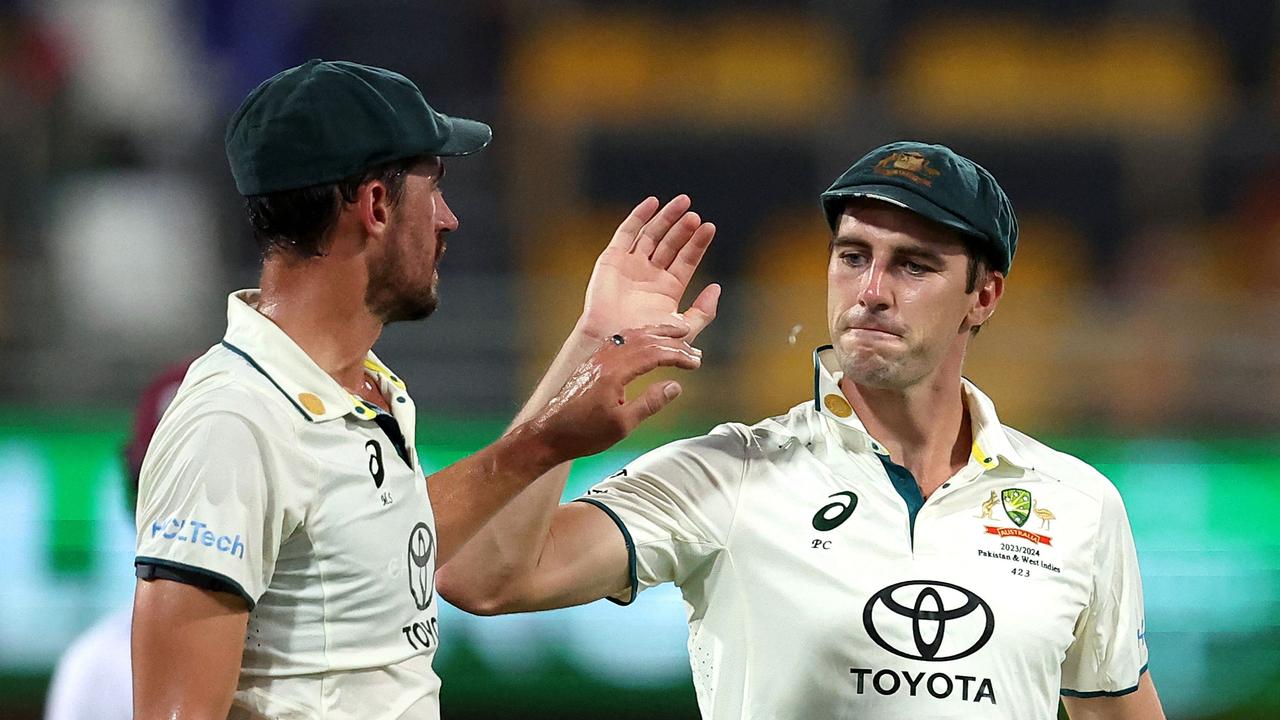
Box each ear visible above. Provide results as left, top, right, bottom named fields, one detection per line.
left=967, top=270, right=1004, bottom=330
left=354, top=180, right=395, bottom=241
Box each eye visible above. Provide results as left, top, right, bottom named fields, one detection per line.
left=839, top=252, right=867, bottom=267
left=903, top=261, right=931, bottom=275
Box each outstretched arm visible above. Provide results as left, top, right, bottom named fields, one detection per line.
left=429, top=324, right=703, bottom=565
left=437, top=194, right=718, bottom=604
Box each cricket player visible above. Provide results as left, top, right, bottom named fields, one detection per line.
left=438, top=142, right=1166, bottom=719
left=131, top=60, right=719, bottom=719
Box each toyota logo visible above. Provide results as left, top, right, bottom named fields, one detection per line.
left=407, top=522, right=435, bottom=611
left=863, top=580, right=995, bottom=661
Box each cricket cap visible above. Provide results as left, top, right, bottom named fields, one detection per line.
left=820, top=141, right=1018, bottom=274
left=226, top=59, right=492, bottom=196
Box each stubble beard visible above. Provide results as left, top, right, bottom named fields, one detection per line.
left=834, top=339, right=926, bottom=391
left=378, top=279, right=438, bottom=324
left=366, top=237, right=440, bottom=325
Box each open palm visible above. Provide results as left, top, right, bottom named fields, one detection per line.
left=579, top=195, right=721, bottom=343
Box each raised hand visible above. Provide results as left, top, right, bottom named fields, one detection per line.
left=526, top=325, right=703, bottom=463
left=577, top=195, right=721, bottom=345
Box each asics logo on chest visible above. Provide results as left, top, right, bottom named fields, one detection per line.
left=367, top=440, right=385, bottom=488
left=812, top=491, right=859, bottom=531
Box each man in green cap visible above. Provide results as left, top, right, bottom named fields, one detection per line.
left=130, top=59, right=720, bottom=719
left=438, top=142, right=1166, bottom=719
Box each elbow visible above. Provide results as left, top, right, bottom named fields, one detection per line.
left=436, top=565, right=518, bottom=617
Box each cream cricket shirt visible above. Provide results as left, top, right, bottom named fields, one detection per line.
left=578, top=346, right=1148, bottom=720
left=135, top=290, right=442, bottom=720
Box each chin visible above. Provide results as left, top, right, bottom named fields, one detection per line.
left=387, top=303, right=436, bottom=324
left=836, top=348, right=908, bottom=389
left=376, top=285, right=439, bottom=324
left=844, top=365, right=902, bottom=389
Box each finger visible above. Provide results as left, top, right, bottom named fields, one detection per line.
left=629, top=322, right=691, bottom=340
left=649, top=211, right=701, bottom=268
left=621, top=381, right=683, bottom=429
left=682, top=283, right=721, bottom=342
left=630, top=194, right=691, bottom=257
left=607, top=197, right=660, bottom=251
left=605, top=323, right=690, bottom=351
left=610, top=340, right=703, bottom=386
left=669, top=221, right=716, bottom=287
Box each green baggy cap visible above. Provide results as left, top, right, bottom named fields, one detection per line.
left=226, top=59, right=493, bottom=196
left=820, top=141, right=1018, bottom=274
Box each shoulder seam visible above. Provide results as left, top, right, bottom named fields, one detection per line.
left=172, top=363, right=307, bottom=430
left=721, top=423, right=752, bottom=553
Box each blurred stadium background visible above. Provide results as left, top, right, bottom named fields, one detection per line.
left=1, top=1, right=1278, bottom=718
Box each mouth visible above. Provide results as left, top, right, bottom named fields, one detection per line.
left=846, top=326, right=902, bottom=339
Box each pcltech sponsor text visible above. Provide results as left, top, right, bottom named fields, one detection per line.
left=151, top=518, right=246, bottom=559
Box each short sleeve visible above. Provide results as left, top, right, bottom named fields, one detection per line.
left=575, top=424, right=748, bottom=604
left=134, top=411, right=287, bottom=608
left=1060, top=483, right=1150, bottom=697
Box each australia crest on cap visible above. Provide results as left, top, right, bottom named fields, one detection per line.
left=873, top=150, right=942, bottom=187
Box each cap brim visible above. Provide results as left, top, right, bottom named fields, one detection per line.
left=436, top=116, right=492, bottom=156
left=822, top=183, right=984, bottom=242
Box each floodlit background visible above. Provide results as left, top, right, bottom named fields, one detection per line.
left=1, top=1, right=1278, bottom=718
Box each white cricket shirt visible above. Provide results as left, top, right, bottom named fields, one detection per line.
left=578, top=346, right=1148, bottom=720
left=135, top=290, right=442, bottom=719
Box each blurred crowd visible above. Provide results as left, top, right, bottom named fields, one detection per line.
left=1, top=0, right=1278, bottom=436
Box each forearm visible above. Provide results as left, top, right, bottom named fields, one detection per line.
left=436, top=194, right=718, bottom=605
left=437, top=325, right=599, bottom=602
left=511, top=323, right=603, bottom=428
left=427, top=417, right=564, bottom=567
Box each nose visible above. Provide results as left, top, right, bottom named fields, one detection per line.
left=436, top=194, right=459, bottom=233
left=857, top=258, right=891, bottom=311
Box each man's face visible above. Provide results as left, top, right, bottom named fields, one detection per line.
left=827, top=200, right=995, bottom=390
left=366, top=158, right=458, bottom=323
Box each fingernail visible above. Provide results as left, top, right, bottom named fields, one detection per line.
left=664, top=383, right=682, bottom=400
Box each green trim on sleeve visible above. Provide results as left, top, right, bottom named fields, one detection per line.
left=135, top=556, right=256, bottom=610
left=1060, top=663, right=1149, bottom=698
left=573, top=498, right=638, bottom=606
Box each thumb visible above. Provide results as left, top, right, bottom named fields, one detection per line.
left=622, top=380, right=683, bottom=429
left=684, top=283, right=721, bottom=341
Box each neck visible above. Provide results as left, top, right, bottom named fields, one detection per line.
left=256, top=248, right=382, bottom=392
left=840, top=349, right=972, bottom=495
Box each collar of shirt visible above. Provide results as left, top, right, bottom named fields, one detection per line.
left=810, top=345, right=1032, bottom=474
left=220, top=289, right=411, bottom=424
